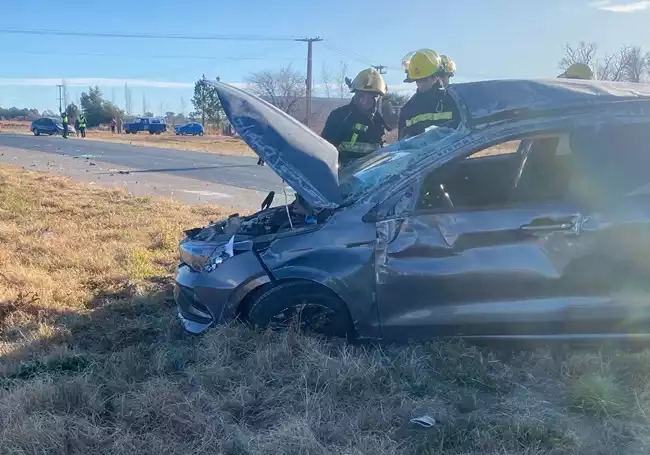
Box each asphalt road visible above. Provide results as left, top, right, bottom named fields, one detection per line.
left=0, top=133, right=284, bottom=193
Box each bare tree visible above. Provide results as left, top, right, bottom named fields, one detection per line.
left=621, top=46, right=649, bottom=82
left=561, top=41, right=650, bottom=82
left=245, top=65, right=306, bottom=115
left=321, top=64, right=333, bottom=97
left=559, top=41, right=598, bottom=70
left=337, top=61, right=349, bottom=98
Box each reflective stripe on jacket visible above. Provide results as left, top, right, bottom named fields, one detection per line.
left=398, top=87, right=460, bottom=140
left=321, top=102, right=388, bottom=164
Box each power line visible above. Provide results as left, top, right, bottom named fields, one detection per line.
left=322, top=42, right=377, bottom=67
left=0, top=28, right=300, bottom=41
left=0, top=49, right=305, bottom=61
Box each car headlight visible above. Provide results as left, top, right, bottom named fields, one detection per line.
left=202, top=235, right=235, bottom=272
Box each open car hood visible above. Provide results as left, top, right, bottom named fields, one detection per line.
left=206, top=80, right=342, bottom=209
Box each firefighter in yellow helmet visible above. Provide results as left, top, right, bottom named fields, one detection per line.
left=398, top=49, right=460, bottom=140
left=321, top=68, right=390, bottom=169
left=557, top=63, right=594, bottom=80
left=436, top=55, right=456, bottom=89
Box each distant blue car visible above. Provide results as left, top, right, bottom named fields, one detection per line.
left=30, top=117, right=76, bottom=136
left=174, top=123, right=204, bottom=136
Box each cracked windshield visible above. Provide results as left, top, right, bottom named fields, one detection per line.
left=3, top=1, right=650, bottom=454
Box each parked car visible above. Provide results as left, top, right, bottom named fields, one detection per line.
left=124, top=117, right=167, bottom=135
left=175, top=79, right=650, bottom=343
left=30, top=117, right=76, bottom=136
left=175, top=123, right=204, bottom=136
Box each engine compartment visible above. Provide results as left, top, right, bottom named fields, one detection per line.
left=184, top=193, right=333, bottom=243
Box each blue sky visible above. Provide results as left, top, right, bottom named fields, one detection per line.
left=2, top=0, right=650, bottom=114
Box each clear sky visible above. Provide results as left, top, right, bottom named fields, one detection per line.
left=2, top=0, right=650, bottom=114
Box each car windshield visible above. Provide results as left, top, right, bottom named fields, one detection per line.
left=338, top=126, right=462, bottom=205
left=51, top=118, right=62, bottom=125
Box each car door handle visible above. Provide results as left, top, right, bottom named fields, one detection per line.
left=520, top=221, right=575, bottom=232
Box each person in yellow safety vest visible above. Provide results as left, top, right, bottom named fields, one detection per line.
left=321, top=68, right=390, bottom=169
left=557, top=63, right=595, bottom=80
left=398, top=49, right=461, bottom=140
left=61, top=112, right=69, bottom=139
left=78, top=114, right=87, bottom=138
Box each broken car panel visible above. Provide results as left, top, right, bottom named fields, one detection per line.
left=175, top=78, right=650, bottom=342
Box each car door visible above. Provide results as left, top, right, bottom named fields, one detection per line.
left=32, top=119, right=43, bottom=132
left=374, top=131, right=595, bottom=341
left=44, top=119, right=55, bottom=133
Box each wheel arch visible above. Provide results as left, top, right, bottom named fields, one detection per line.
left=235, top=275, right=353, bottom=324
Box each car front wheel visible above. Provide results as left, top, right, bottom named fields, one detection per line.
left=33, top=129, right=40, bottom=136
left=199, top=132, right=204, bottom=136
left=245, top=281, right=353, bottom=338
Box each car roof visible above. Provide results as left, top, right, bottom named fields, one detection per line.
left=449, top=78, right=650, bottom=125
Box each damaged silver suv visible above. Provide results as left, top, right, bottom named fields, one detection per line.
left=175, top=79, right=650, bottom=343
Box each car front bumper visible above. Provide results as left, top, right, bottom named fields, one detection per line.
left=174, top=251, right=271, bottom=334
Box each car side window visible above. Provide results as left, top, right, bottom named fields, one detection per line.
left=416, top=133, right=569, bottom=211
left=568, top=123, right=650, bottom=204
left=417, top=123, right=650, bottom=213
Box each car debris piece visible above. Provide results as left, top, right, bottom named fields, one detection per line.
left=224, top=214, right=241, bottom=235
left=409, top=415, right=437, bottom=428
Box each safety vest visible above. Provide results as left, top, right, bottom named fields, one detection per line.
left=78, top=117, right=86, bottom=128
left=62, top=115, right=68, bottom=123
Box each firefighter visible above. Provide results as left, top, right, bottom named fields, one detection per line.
left=436, top=55, right=456, bottom=89
left=557, top=63, right=594, bottom=80
left=321, top=68, right=389, bottom=169
left=398, top=49, right=461, bottom=140
left=78, top=114, right=87, bottom=138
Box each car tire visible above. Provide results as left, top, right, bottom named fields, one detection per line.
left=33, top=129, right=40, bottom=136
left=245, top=281, right=354, bottom=338
left=199, top=132, right=204, bottom=136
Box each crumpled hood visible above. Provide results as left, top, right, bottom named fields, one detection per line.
left=207, top=80, right=342, bottom=209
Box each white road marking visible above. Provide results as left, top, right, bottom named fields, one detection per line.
left=178, top=189, right=233, bottom=198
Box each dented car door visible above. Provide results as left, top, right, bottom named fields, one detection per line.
left=375, top=202, right=590, bottom=341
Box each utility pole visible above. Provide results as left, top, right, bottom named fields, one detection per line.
left=56, top=84, right=64, bottom=114
left=296, top=37, right=322, bottom=127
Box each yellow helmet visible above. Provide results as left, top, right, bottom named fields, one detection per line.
left=402, top=49, right=441, bottom=83
left=436, top=55, right=456, bottom=77
left=557, top=63, right=594, bottom=80
left=350, top=68, right=387, bottom=95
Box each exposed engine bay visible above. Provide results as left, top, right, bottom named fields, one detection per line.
left=184, top=191, right=332, bottom=242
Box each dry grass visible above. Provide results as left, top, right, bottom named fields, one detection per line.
left=2, top=164, right=650, bottom=454
left=0, top=120, right=256, bottom=157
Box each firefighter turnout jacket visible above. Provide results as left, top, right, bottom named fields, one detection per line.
left=321, top=102, right=389, bottom=168
left=398, top=87, right=460, bottom=140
